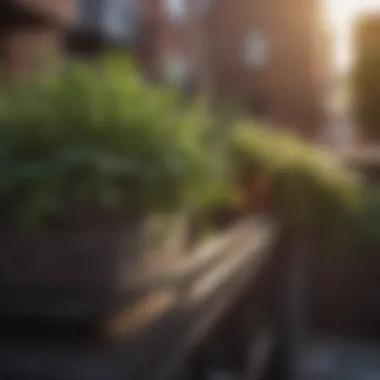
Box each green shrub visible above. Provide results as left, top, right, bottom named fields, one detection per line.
left=349, top=186, right=380, bottom=252
left=230, top=120, right=362, bottom=231
left=0, top=57, right=231, bottom=229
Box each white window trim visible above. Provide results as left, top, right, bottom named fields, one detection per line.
left=162, top=52, right=189, bottom=85
left=164, top=0, right=187, bottom=21
left=244, top=30, right=269, bottom=68
left=103, top=0, right=139, bottom=41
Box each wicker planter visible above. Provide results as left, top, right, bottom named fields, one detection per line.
left=0, top=209, right=190, bottom=319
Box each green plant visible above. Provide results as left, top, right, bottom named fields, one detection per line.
left=349, top=186, right=380, bottom=253
left=229, top=120, right=362, bottom=231
left=0, top=56, right=231, bottom=229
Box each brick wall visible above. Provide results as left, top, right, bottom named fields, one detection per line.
left=4, top=26, right=64, bottom=77
left=13, top=0, right=77, bottom=25
left=208, top=0, right=329, bottom=134
left=1, top=0, right=77, bottom=78
left=137, top=0, right=210, bottom=93
left=138, top=0, right=330, bottom=134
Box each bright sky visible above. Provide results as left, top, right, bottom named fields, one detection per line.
left=325, top=0, right=379, bottom=71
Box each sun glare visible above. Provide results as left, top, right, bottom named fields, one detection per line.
left=325, top=0, right=380, bottom=71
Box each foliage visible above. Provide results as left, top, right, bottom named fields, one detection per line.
left=351, top=14, right=380, bottom=138
left=0, top=53, right=369, bottom=242
left=229, top=120, right=380, bottom=257
left=0, top=56, right=231, bottom=229
left=229, top=121, right=362, bottom=231
left=349, top=186, right=380, bottom=252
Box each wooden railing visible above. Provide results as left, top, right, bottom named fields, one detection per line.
left=0, top=217, right=276, bottom=380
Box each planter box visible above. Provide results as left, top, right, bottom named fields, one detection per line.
left=0, top=210, right=191, bottom=319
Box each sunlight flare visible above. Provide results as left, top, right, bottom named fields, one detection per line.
left=325, top=0, right=379, bottom=70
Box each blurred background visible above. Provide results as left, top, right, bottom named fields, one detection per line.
left=0, top=1, right=380, bottom=380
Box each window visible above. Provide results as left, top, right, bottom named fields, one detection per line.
left=103, top=0, right=139, bottom=42
left=162, top=52, right=189, bottom=85
left=77, top=0, right=103, bottom=30
left=164, top=0, right=187, bottom=21
left=244, top=30, right=269, bottom=68
left=77, top=0, right=139, bottom=43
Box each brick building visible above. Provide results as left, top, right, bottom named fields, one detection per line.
left=0, top=0, right=76, bottom=77
left=0, top=0, right=331, bottom=137
left=145, top=0, right=332, bottom=136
